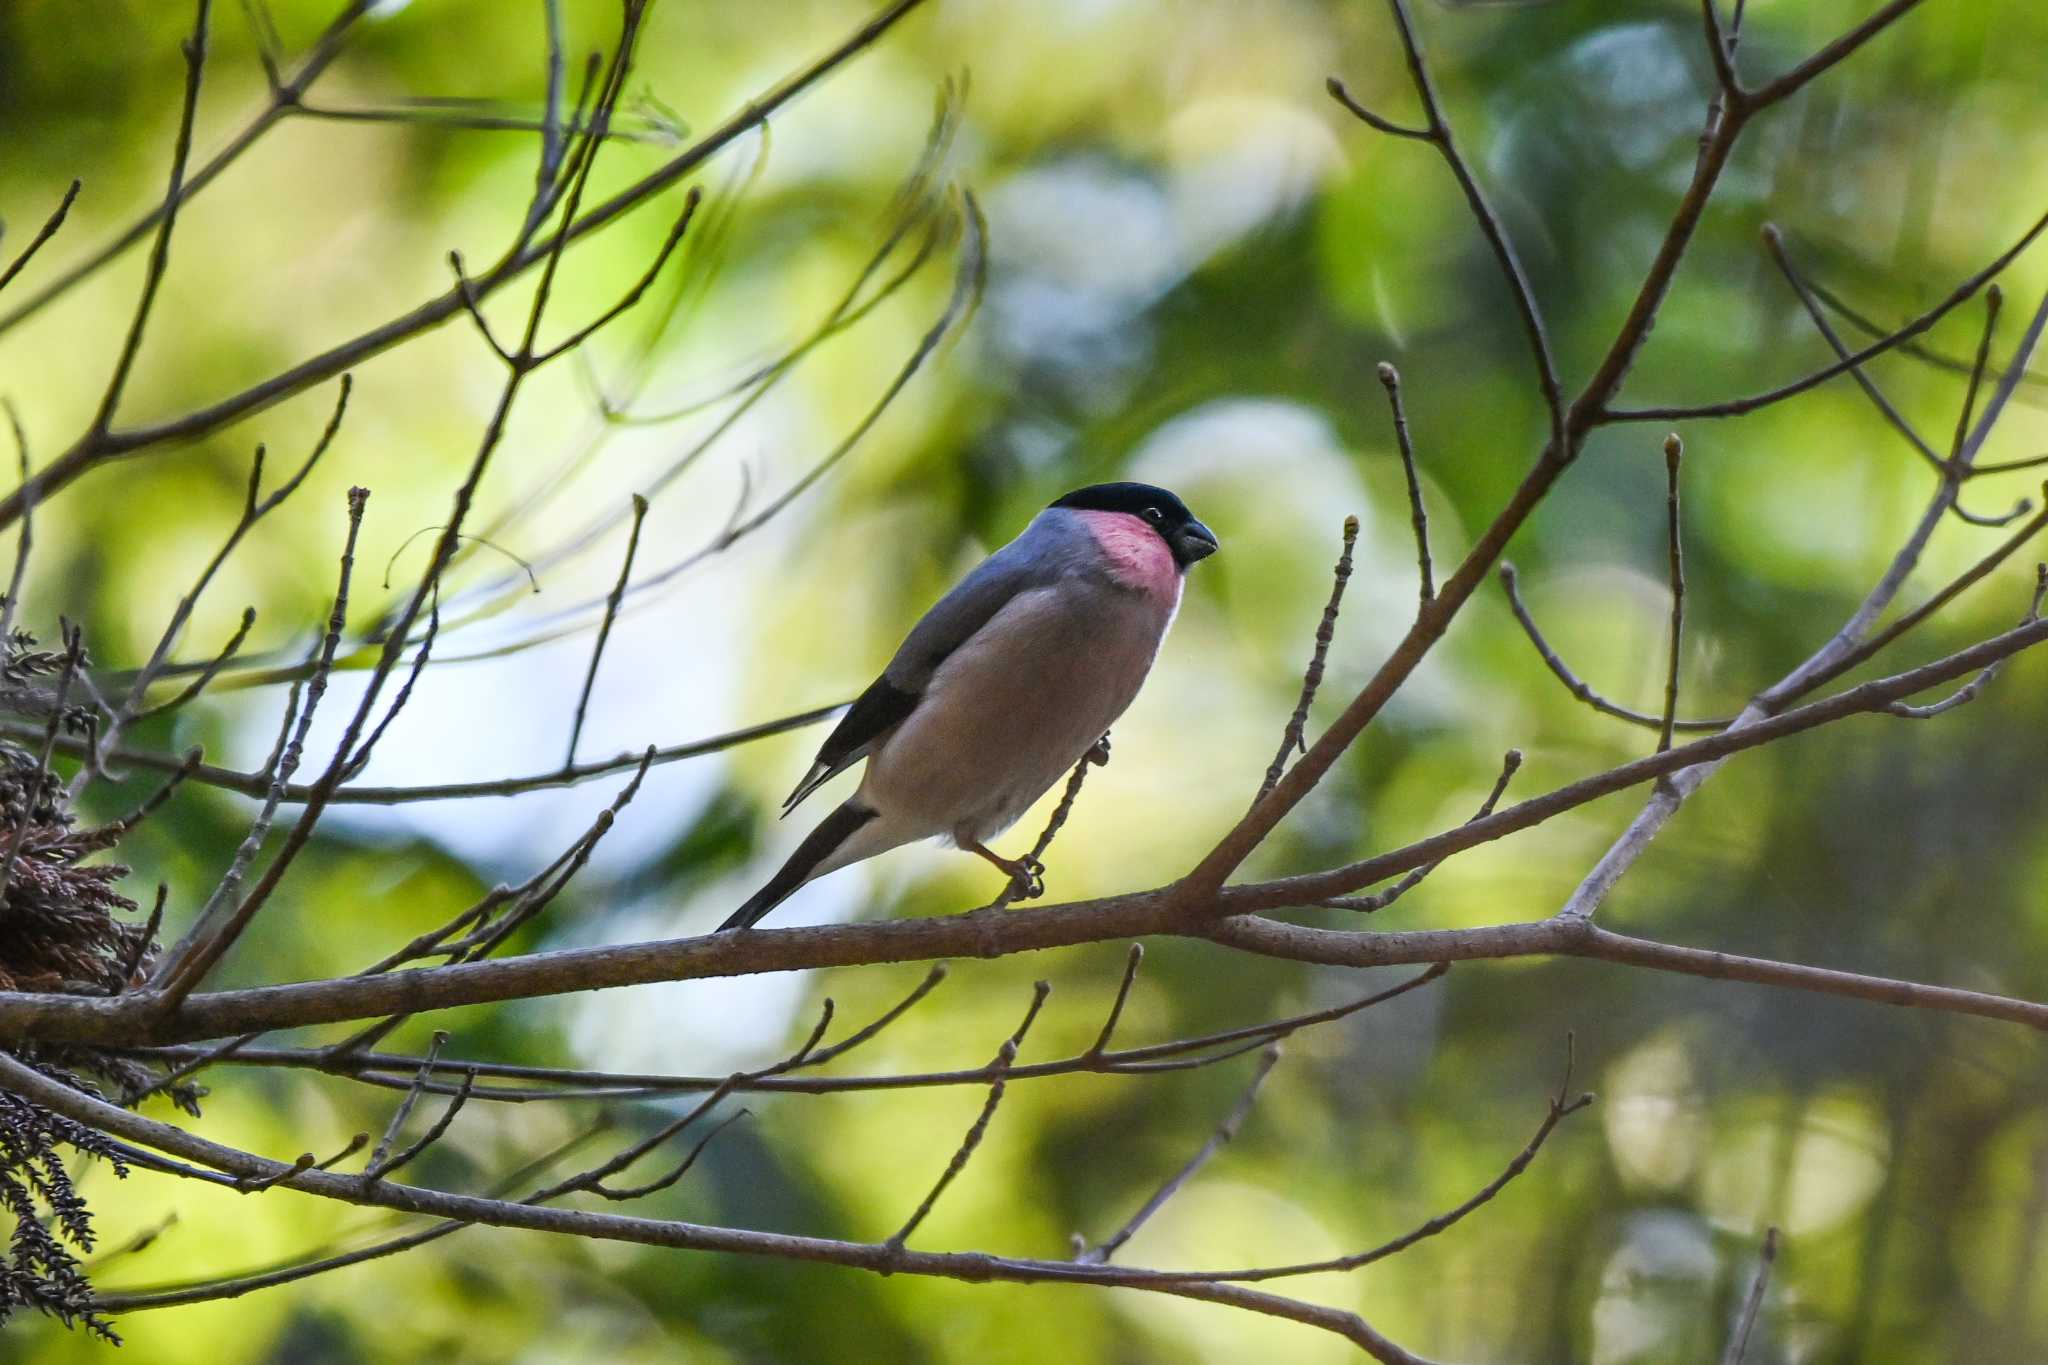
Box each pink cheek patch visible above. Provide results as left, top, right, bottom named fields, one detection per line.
left=1077, top=510, right=1181, bottom=600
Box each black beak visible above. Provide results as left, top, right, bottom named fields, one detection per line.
left=1174, top=518, right=1219, bottom=565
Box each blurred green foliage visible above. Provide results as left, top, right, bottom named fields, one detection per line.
left=5, top=0, right=2048, bottom=1361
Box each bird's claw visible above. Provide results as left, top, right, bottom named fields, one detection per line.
left=1087, top=734, right=1112, bottom=766
left=1010, top=854, right=1047, bottom=901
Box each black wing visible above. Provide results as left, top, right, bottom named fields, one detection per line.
left=781, top=675, right=920, bottom=814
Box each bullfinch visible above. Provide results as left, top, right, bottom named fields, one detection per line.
left=718, top=482, right=1218, bottom=931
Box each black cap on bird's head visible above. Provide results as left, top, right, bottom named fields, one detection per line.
left=1051, top=482, right=1219, bottom=568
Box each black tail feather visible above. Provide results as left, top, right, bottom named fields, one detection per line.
left=718, top=801, right=877, bottom=932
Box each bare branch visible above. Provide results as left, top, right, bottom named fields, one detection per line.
left=89, top=0, right=213, bottom=438
left=1323, top=78, right=1428, bottom=141
left=129, top=962, right=1449, bottom=1104
left=1700, top=0, right=1743, bottom=101
left=0, top=3, right=375, bottom=335
left=1088, top=944, right=1145, bottom=1057
left=447, top=251, right=516, bottom=365
left=1321, top=750, right=1520, bottom=913
left=86, top=374, right=349, bottom=780
left=1802, top=277, right=2048, bottom=413
left=532, top=190, right=702, bottom=365
left=1380, top=362, right=1433, bottom=603
left=1078, top=1044, right=1280, bottom=1264
left=363, top=1030, right=450, bottom=1178
left=148, top=486, right=371, bottom=1007
left=802, top=963, right=949, bottom=1069
left=342, top=585, right=439, bottom=778
left=888, top=981, right=1050, bottom=1250
left=0, top=0, right=938, bottom=528
left=19, top=1043, right=1431, bottom=1359
left=0, top=180, right=82, bottom=298
left=100, top=751, right=204, bottom=842
left=1605, top=206, right=2048, bottom=425
left=132, top=608, right=254, bottom=723
left=1762, top=225, right=1946, bottom=473
left=0, top=400, right=33, bottom=643
left=365, top=1070, right=475, bottom=1183
left=1497, top=563, right=1730, bottom=733
left=1886, top=564, right=2047, bottom=718
left=1722, top=1226, right=1781, bottom=1365
left=566, top=494, right=648, bottom=766
left=1256, top=516, right=1358, bottom=803
left=1659, top=434, right=1686, bottom=754
left=7, top=603, right=2042, bottom=1049
left=1123, top=1040, right=1593, bottom=1283
left=233, top=1131, right=367, bottom=1193
left=1746, top=0, right=1928, bottom=109
left=15, top=700, right=844, bottom=806
left=1331, top=0, right=1564, bottom=449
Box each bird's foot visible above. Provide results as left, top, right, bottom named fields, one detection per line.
left=1008, top=853, right=1047, bottom=901
left=966, top=841, right=1046, bottom=903
left=1087, top=733, right=1112, bottom=767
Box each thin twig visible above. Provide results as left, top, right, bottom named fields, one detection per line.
left=1803, top=277, right=2048, bottom=413
left=133, top=609, right=255, bottom=722
left=149, top=487, right=370, bottom=1006
left=233, top=1132, right=367, bottom=1193
left=0, top=180, right=82, bottom=298
left=127, top=963, right=1449, bottom=1104
left=89, top=0, right=212, bottom=437
left=1380, top=363, right=1433, bottom=603
left=86, top=375, right=349, bottom=783
left=1138, top=1039, right=1593, bottom=1284
left=1340, top=0, right=1565, bottom=451
left=1700, top=0, right=1743, bottom=100
left=534, top=0, right=568, bottom=213
left=888, top=982, right=1050, bottom=1250
left=100, top=751, right=204, bottom=841
left=11, top=1055, right=1427, bottom=1361
left=343, top=586, right=439, bottom=778
left=1658, top=435, right=1686, bottom=754
left=1323, top=78, right=1428, bottom=140
left=532, top=191, right=702, bottom=365
left=566, top=493, right=648, bottom=765
left=1606, top=203, right=2048, bottom=424
left=1722, top=1227, right=1781, bottom=1365
left=801, top=963, right=949, bottom=1068
left=447, top=251, right=516, bottom=364
left=0, top=2, right=374, bottom=336
left=366, top=1069, right=475, bottom=1182
left=1077, top=1044, right=1281, bottom=1264
left=1497, top=564, right=1730, bottom=732
left=1322, top=751, right=1519, bottom=912
left=1256, top=516, right=1359, bottom=803
left=117, top=886, right=169, bottom=992
left=364, top=1031, right=450, bottom=1177
left=1886, top=564, right=2047, bottom=718
left=0, top=400, right=33, bottom=643
left=17, top=701, right=845, bottom=806
left=587, top=1109, right=749, bottom=1201
left=1761, top=225, right=1945, bottom=473
left=1088, top=945, right=1145, bottom=1057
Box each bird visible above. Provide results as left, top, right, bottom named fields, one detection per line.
left=718, top=482, right=1218, bottom=932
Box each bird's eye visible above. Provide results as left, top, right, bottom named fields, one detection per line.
left=1144, top=506, right=1163, bottom=522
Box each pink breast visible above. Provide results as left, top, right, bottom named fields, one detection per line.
left=1076, top=510, right=1182, bottom=602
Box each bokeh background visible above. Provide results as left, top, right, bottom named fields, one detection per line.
left=5, top=0, right=2048, bottom=1360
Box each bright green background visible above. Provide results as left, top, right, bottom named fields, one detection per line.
left=5, top=0, right=2048, bottom=1361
